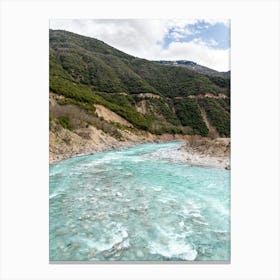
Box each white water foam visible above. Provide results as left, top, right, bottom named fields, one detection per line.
left=149, top=241, right=197, bottom=260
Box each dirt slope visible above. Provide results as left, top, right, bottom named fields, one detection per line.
left=94, top=104, right=132, bottom=127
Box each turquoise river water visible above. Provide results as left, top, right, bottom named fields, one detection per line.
left=49, top=141, right=230, bottom=261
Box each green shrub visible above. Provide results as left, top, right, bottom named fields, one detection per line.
left=49, top=76, right=97, bottom=103
left=57, top=115, right=73, bottom=130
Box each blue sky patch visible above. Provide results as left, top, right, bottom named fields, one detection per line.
left=163, top=20, right=230, bottom=50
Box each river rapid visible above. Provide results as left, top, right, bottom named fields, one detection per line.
left=49, top=141, right=230, bottom=261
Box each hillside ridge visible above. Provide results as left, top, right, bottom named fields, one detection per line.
left=49, top=29, right=230, bottom=162
left=153, top=60, right=230, bottom=78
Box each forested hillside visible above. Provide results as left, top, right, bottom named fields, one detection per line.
left=49, top=29, right=230, bottom=156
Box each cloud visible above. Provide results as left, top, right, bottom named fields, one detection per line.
left=50, top=19, right=167, bottom=52
left=168, top=25, right=195, bottom=41
left=50, top=19, right=230, bottom=71
left=205, top=19, right=230, bottom=27
left=159, top=41, right=229, bottom=72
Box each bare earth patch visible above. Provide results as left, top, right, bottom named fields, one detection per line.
left=94, top=104, right=132, bottom=127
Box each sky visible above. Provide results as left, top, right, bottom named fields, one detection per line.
left=50, top=19, right=230, bottom=72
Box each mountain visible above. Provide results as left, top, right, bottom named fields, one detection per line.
left=49, top=30, right=230, bottom=161
left=153, top=60, right=230, bottom=78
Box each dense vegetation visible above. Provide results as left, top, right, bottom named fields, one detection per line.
left=50, top=77, right=151, bottom=130
left=129, top=60, right=226, bottom=97
left=146, top=98, right=180, bottom=126
left=207, top=75, right=230, bottom=96
left=198, top=99, right=230, bottom=137
left=173, top=99, right=209, bottom=136
left=50, top=30, right=229, bottom=98
left=49, top=29, right=230, bottom=137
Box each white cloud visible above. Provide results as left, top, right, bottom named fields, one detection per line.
left=159, top=41, right=230, bottom=72
left=168, top=25, right=195, bottom=41
left=204, top=19, right=230, bottom=27
left=50, top=19, right=168, bottom=53
left=209, top=39, right=219, bottom=47
left=50, top=19, right=230, bottom=71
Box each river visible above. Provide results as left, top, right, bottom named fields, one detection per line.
left=49, top=141, right=230, bottom=261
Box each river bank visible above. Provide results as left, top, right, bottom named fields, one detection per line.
left=50, top=125, right=230, bottom=169
left=179, top=136, right=230, bottom=169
